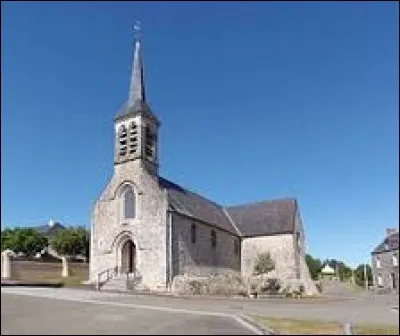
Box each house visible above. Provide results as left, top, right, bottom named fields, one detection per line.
left=89, top=30, right=317, bottom=294
left=319, top=264, right=336, bottom=280
left=32, top=219, right=65, bottom=239
left=371, top=228, right=399, bottom=293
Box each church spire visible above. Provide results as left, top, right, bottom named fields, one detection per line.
left=128, top=22, right=146, bottom=108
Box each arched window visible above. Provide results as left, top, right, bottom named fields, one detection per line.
left=121, top=185, right=135, bottom=219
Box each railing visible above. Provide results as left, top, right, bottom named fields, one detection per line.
left=96, top=266, right=118, bottom=290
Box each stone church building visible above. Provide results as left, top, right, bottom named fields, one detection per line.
left=89, top=33, right=316, bottom=294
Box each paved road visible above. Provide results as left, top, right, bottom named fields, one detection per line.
left=1, top=290, right=258, bottom=335
left=1, top=287, right=398, bottom=335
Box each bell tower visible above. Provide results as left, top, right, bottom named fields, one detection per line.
left=114, top=23, right=160, bottom=175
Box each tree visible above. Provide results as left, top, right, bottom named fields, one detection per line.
left=50, top=227, right=88, bottom=258
left=305, top=254, right=322, bottom=280
left=1, top=228, right=48, bottom=257
left=324, top=258, right=353, bottom=281
left=354, top=264, right=372, bottom=288
left=253, top=252, right=275, bottom=275
left=75, top=226, right=90, bottom=262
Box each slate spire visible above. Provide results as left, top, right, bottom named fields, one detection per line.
left=128, top=22, right=146, bottom=108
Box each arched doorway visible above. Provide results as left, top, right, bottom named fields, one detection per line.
left=120, top=239, right=135, bottom=274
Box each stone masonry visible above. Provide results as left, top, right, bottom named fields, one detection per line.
left=371, top=230, right=399, bottom=294
left=171, top=213, right=241, bottom=277
left=89, top=31, right=317, bottom=294
left=90, top=160, right=168, bottom=290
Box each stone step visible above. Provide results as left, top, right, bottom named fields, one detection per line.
left=101, top=276, right=128, bottom=291
left=100, top=275, right=144, bottom=292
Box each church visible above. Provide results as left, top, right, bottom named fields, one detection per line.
left=89, top=31, right=316, bottom=294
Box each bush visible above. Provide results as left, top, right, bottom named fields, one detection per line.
left=172, top=273, right=247, bottom=296
left=281, top=281, right=306, bottom=298
left=260, top=278, right=281, bottom=294
left=188, top=280, right=204, bottom=295
left=253, top=252, right=275, bottom=275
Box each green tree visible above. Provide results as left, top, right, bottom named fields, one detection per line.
left=75, top=226, right=90, bottom=262
left=305, top=254, right=322, bottom=280
left=50, top=227, right=88, bottom=258
left=253, top=252, right=275, bottom=275
left=1, top=228, right=48, bottom=257
left=354, top=264, right=372, bottom=287
left=324, top=258, right=353, bottom=281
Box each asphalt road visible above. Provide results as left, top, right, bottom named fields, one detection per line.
left=1, top=292, right=257, bottom=335
left=1, top=287, right=398, bottom=335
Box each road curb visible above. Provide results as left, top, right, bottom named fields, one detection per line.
left=235, top=313, right=280, bottom=335
left=1, top=280, right=63, bottom=288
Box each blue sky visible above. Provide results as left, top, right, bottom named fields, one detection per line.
left=1, top=2, right=398, bottom=267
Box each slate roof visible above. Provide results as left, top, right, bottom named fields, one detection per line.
left=159, top=177, right=297, bottom=237
left=115, top=100, right=159, bottom=124
left=32, top=222, right=65, bottom=238
left=372, top=232, right=399, bottom=254
left=159, top=177, right=238, bottom=234
left=226, top=199, right=297, bottom=237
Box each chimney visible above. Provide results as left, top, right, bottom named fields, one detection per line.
left=386, top=228, right=398, bottom=237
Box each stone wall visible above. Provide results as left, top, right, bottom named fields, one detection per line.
left=293, top=211, right=318, bottom=295
left=372, top=249, right=399, bottom=293
left=90, top=160, right=168, bottom=290
left=171, top=213, right=241, bottom=278
left=241, top=234, right=297, bottom=281
left=241, top=232, right=317, bottom=296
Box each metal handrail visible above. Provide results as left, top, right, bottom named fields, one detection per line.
left=96, top=266, right=118, bottom=290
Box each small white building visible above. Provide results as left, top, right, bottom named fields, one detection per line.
left=320, top=264, right=337, bottom=280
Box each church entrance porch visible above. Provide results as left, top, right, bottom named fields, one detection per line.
left=119, top=239, right=136, bottom=275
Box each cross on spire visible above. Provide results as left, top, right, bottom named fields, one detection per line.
left=133, top=21, right=142, bottom=41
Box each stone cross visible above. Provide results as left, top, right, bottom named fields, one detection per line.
left=61, top=256, right=69, bottom=278
left=1, top=249, right=15, bottom=279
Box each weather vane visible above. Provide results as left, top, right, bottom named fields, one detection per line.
left=133, top=20, right=142, bottom=40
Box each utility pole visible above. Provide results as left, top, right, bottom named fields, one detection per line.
left=364, top=263, right=368, bottom=291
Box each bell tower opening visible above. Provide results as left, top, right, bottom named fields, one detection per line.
left=113, top=23, right=160, bottom=175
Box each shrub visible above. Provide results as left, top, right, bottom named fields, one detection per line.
left=172, top=273, right=247, bottom=296
left=253, top=252, right=275, bottom=275
left=259, top=278, right=281, bottom=294
left=188, top=280, right=204, bottom=295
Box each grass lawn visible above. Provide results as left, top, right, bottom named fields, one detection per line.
left=10, top=260, right=89, bottom=287
left=254, top=316, right=399, bottom=335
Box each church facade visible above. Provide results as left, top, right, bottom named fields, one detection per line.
left=89, top=33, right=316, bottom=294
